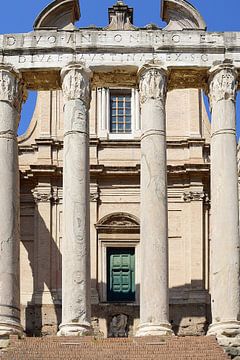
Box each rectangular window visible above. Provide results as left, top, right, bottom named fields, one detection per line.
left=110, top=90, right=132, bottom=134
left=107, top=247, right=135, bottom=302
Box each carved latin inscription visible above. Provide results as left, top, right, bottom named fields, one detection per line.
left=61, top=64, right=91, bottom=107
left=139, top=66, right=167, bottom=105
left=0, top=67, right=26, bottom=112
left=209, top=64, right=238, bottom=109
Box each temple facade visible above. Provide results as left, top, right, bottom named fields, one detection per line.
left=0, top=0, right=240, bottom=355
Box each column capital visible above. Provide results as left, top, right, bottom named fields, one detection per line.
left=208, top=62, right=238, bottom=109
left=32, top=186, right=53, bottom=204
left=0, top=65, right=27, bottom=113
left=138, top=63, right=168, bottom=105
left=61, top=63, right=92, bottom=107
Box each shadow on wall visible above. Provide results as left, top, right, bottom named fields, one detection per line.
left=94, top=282, right=211, bottom=337
left=21, top=206, right=211, bottom=336
left=21, top=203, right=62, bottom=336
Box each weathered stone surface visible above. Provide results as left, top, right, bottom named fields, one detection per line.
left=34, top=0, right=80, bottom=30
left=207, top=62, right=240, bottom=339
left=161, top=0, right=207, bottom=30
left=58, top=64, right=92, bottom=336
left=0, top=67, right=25, bottom=339
left=136, top=63, right=172, bottom=337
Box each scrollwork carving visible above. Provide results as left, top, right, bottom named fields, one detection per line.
left=61, top=64, right=91, bottom=107
left=139, top=66, right=168, bottom=105
left=32, top=189, right=53, bottom=203
left=208, top=63, right=238, bottom=109
left=183, top=191, right=209, bottom=203
left=0, top=66, right=27, bottom=113
left=90, top=192, right=99, bottom=202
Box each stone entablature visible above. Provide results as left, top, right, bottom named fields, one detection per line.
left=1, top=30, right=240, bottom=90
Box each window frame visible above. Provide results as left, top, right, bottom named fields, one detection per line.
left=109, top=89, right=132, bottom=135
left=97, top=87, right=141, bottom=140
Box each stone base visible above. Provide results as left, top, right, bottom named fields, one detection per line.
left=207, top=321, right=240, bottom=341
left=58, top=322, right=93, bottom=336
left=135, top=323, right=174, bottom=337
left=0, top=322, right=23, bottom=344
left=0, top=322, right=23, bottom=338
left=208, top=321, right=240, bottom=359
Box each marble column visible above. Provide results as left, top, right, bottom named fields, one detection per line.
left=136, top=64, right=173, bottom=336
left=0, top=66, right=26, bottom=339
left=207, top=62, right=240, bottom=340
left=58, top=64, right=93, bottom=336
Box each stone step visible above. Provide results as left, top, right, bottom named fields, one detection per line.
left=0, top=336, right=229, bottom=360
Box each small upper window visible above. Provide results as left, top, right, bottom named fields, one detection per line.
left=110, top=90, right=132, bottom=134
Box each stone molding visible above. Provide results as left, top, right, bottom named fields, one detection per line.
left=61, top=64, right=92, bottom=107
left=96, top=212, right=140, bottom=233
left=0, top=66, right=26, bottom=113
left=208, top=62, right=238, bottom=109
left=138, top=64, right=168, bottom=105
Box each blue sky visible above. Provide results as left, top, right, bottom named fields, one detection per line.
left=0, top=0, right=240, bottom=136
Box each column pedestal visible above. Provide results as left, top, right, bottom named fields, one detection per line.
left=136, top=64, right=173, bottom=337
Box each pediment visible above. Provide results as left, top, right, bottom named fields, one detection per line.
left=96, top=212, right=140, bottom=233
left=34, top=0, right=80, bottom=30
left=161, top=0, right=206, bottom=31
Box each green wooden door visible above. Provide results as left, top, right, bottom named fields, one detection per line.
left=107, top=248, right=135, bottom=302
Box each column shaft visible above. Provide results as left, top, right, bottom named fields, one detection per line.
left=0, top=66, right=25, bottom=339
left=58, top=64, right=92, bottom=336
left=136, top=65, right=173, bottom=336
left=208, top=63, right=240, bottom=338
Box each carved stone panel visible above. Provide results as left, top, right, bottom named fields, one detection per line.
left=109, top=314, right=128, bottom=338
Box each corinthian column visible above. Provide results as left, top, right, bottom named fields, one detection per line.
left=136, top=64, right=173, bottom=336
left=0, top=66, right=26, bottom=340
left=207, top=62, right=240, bottom=341
left=58, top=64, right=93, bottom=336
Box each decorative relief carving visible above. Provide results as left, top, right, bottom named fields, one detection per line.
left=208, top=63, right=238, bottom=109
left=139, top=66, right=167, bottom=105
left=96, top=212, right=139, bottom=233
left=0, top=67, right=26, bottom=112
left=109, top=314, right=128, bottom=338
left=90, top=192, right=99, bottom=202
left=183, top=191, right=209, bottom=203
left=61, top=64, right=91, bottom=107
